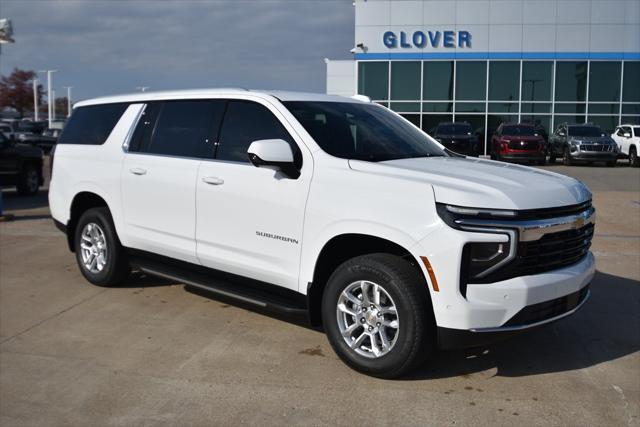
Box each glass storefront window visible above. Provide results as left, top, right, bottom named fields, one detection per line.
left=521, top=103, right=551, bottom=113
left=487, top=114, right=519, bottom=141
left=587, top=116, right=618, bottom=134
left=391, top=62, right=421, bottom=100
left=622, top=115, right=640, bottom=124
left=455, top=102, right=485, bottom=112
left=622, top=104, right=640, bottom=115
left=423, top=61, right=453, bottom=101
left=422, top=114, right=453, bottom=134
left=488, top=103, right=518, bottom=113
left=589, top=62, right=621, bottom=102
left=390, top=102, right=420, bottom=112
left=423, top=102, right=452, bottom=112
left=623, top=62, right=640, bottom=102
left=489, top=61, right=520, bottom=101
left=555, top=103, right=586, bottom=114
left=589, top=104, right=619, bottom=114
left=522, top=62, right=553, bottom=101
left=358, top=62, right=388, bottom=101
left=554, top=115, right=586, bottom=126
left=555, top=61, right=587, bottom=102
left=456, top=62, right=486, bottom=101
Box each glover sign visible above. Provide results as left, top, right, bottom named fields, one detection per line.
left=383, top=30, right=472, bottom=49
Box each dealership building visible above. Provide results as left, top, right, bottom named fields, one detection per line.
left=325, top=0, right=640, bottom=154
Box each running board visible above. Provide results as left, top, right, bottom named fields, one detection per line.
left=130, top=254, right=308, bottom=317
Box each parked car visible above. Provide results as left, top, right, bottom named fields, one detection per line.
left=16, top=120, right=47, bottom=135
left=490, top=123, right=546, bottom=164
left=548, top=123, right=618, bottom=166
left=49, top=90, right=595, bottom=378
left=0, top=132, right=44, bottom=195
left=611, top=124, right=640, bottom=167
left=37, top=128, right=61, bottom=153
left=432, top=122, right=479, bottom=156
left=0, top=123, right=15, bottom=141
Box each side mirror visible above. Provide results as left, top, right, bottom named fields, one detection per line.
left=623, top=132, right=631, bottom=138
left=247, top=139, right=299, bottom=178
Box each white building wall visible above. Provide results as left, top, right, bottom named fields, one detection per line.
left=325, top=60, right=356, bottom=97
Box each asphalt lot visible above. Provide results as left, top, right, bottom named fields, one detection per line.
left=1, top=160, right=639, bottom=426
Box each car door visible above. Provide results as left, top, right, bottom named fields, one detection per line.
left=618, top=126, right=632, bottom=155
left=196, top=99, right=311, bottom=290
left=121, top=99, right=224, bottom=264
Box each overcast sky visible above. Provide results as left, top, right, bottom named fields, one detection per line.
left=0, top=0, right=354, bottom=101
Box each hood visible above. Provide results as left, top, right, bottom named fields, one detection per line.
left=349, top=156, right=591, bottom=210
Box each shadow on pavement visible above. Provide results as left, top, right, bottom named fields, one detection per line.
left=2, top=189, right=50, bottom=212
left=408, top=270, right=640, bottom=380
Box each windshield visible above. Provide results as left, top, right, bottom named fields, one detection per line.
left=436, top=124, right=472, bottom=135
left=283, top=101, right=445, bottom=162
left=569, top=126, right=603, bottom=137
left=502, top=125, right=537, bottom=136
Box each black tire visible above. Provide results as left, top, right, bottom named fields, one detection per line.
left=549, top=152, right=556, bottom=163
left=606, top=160, right=616, bottom=167
left=16, top=164, right=40, bottom=196
left=538, top=157, right=547, bottom=165
left=321, top=253, right=434, bottom=378
left=563, top=148, right=573, bottom=166
left=74, top=207, right=130, bottom=286
left=630, top=147, right=639, bottom=168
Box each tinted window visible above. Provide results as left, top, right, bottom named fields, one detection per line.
left=568, top=126, right=603, bottom=137
left=555, top=61, right=587, bottom=102
left=502, top=126, right=537, bottom=136
left=436, top=124, right=472, bottom=135
left=216, top=101, right=296, bottom=164
left=456, top=62, right=486, bottom=101
left=634, top=127, right=640, bottom=136
left=489, top=61, right=520, bottom=101
left=142, top=100, right=224, bottom=158
left=358, top=62, right=389, bottom=101
left=391, top=62, right=420, bottom=100
left=423, top=61, right=453, bottom=101
left=58, top=103, right=128, bottom=145
left=284, top=101, right=445, bottom=162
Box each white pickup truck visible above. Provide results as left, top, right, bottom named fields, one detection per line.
left=49, top=89, right=595, bottom=378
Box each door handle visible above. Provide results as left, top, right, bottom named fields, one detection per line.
left=202, top=176, right=224, bottom=185
left=129, top=167, right=147, bottom=175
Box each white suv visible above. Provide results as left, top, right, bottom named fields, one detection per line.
left=612, top=124, right=640, bottom=167
left=49, top=89, right=595, bottom=378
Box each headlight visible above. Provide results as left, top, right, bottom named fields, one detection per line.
left=570, top=139, right=581, bottom=145
left=462, top=241, right=510, bottom=282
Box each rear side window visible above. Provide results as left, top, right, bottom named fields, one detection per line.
left=216, top=100, right=299, bottom=164
left=58, top=103, right=129, bottom=145
left=131, top=100, right=224, bottom=159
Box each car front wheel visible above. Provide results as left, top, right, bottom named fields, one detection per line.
left=630, top=147, right=639, bottom=167
left=322, top=253, right=434, bottom=378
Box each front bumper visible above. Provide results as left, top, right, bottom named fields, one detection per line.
left=438, top=285, right=590, bottom=348
left=500, top=152, right=546, bottom=162
left=570, top=150, right=618, bottom=162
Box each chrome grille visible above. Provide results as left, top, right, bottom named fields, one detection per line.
left=580, top=144, right=614, bottom=152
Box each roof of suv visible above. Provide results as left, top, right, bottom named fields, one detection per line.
left=74, top=89, right=363, bottom=108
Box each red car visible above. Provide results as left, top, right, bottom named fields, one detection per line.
left=490, top=123, right=546, bottom=165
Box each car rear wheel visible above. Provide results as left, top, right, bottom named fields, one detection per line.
left=630, top=147, right=639, bottom=167
left=16, top=165, right=39, bottom=196
left=74, top=207, right=130, bottom=286
left=322, top=253, right=434, bottom=378
left=606, top=160, right=616, bottom=167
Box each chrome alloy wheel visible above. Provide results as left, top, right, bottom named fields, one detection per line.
left=336, top=280, right=399, bottom=358
left=80, top=223, right=108, bottom=274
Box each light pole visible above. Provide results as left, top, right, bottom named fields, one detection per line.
left=33, top=78, right=39, bottom=121
left=38, top=70, right=57, bottom=128
left=52, top=88, right=56, bottom=121
left=63, top=86, right=72, bottom=117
